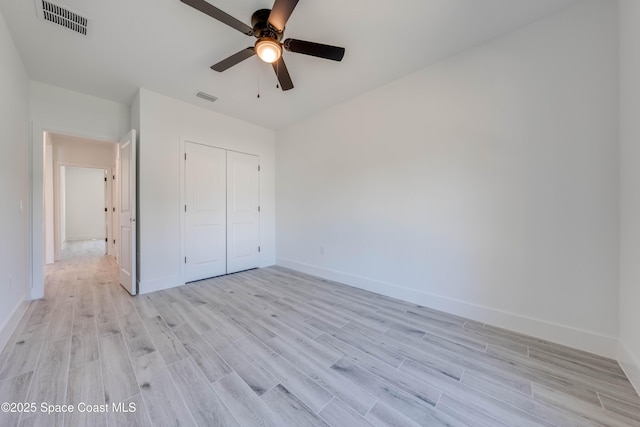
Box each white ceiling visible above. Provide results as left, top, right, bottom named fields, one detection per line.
left=1, top=0, right=583, bottom=129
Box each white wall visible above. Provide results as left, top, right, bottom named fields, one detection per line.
left=51, top=134, right=118, bottom=167
left=276, top=0, right=619, bottom=357
left=30, top=82, right=130, bottom=298
left=618, top=0, right=640, bottom=394
left=31, top=81, right=131, bottom=141
left=0, top=8, right=31, bottom=352
left=137, top=88, right=276, bottom=293
left=64, top=167, right=106, bottom=241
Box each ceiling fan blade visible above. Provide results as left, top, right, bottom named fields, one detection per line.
left=272, top=57, right=294, bottom=91
left=180, top=0, right=253, bottom=36
left=211, top=47, right=256, bottom=72
left=284, top=39, right=345, bottom=61
left=267, top=0, right=299, bottom=32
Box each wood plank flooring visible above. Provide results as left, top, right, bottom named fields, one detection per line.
left=0, top=256, right=639, bottom=426
left=60, top=240, right=106, bottom=260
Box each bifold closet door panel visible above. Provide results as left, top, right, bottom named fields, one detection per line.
left=185, top=143, right=227, bottom=282
left=226, top=151, right=260, bottom=274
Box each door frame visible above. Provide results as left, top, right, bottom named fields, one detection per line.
left=31, top=122, right=119, bottom=299
left=54, top=163, right=111, bottom=261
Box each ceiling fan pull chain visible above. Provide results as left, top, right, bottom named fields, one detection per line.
left=276, top=60, right=280, bottom=89
left=257, top=65, right=261, bottom=98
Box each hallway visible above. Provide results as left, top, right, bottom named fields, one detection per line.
left=60, top=240, right=107, bottom=260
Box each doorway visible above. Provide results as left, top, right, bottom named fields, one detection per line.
left=59, top=166, right=107, bottom=260
left=43, top=133, right=117, bottom=263
left=34, top=128, right=137, bottom=299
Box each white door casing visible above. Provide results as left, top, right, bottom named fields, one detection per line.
left=105, top=168, right=111, bottom=255
left=226, top=151, right=260, bottom=274
left=104, top=169, right=108, bottom=250
left=185, top=143, right=227, bottom=282
left=118, top=130, right=136, bottom=295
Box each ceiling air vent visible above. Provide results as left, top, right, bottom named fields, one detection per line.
left=195, top=91, right=218, bottom=103
left=36, top=0, right=90, bottom=36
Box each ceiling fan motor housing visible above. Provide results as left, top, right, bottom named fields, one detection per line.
left=251, top=9, right=282, bottom=41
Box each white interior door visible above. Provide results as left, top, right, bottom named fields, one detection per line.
left=118, top=130, right=136, bottom=295
left=185, top=143, right=227, bottom=282
left=111, top=163, right=118, bottom=259
left=227, top=151, right=260, bottom=274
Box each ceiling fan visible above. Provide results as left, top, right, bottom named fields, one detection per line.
left=180, top=0, right=345, bottom=91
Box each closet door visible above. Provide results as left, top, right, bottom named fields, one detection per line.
left=227, top=151, right=260, bottom=274
left=185, top=143, right=227, bottom=282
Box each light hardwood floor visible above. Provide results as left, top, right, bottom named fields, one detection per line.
left=0, top=255, right=639, bottom=426
left=60, top=240, right=106, bottom=260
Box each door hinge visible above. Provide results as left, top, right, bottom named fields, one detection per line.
left=258, top=246, right=261, bottom=253
left=258, top=165, right=261, bottom=172
left=113, top=207, right=115, bottom=212
left=113, top=175, right=115, bottom=180
left=184, top=205, right=187, bottom=212
left=105, top=238, right=108, bottom=242
left=258, top=206, right=260, bottom=212
left=113, top=239, right=116, bottom=244
left=104, top=207, right=108, bottom=212
left=104, top=177, right=107, bottom=182
left=185, top=257, right=187, bottom=263
left=185, top=153, right=187, bottom=160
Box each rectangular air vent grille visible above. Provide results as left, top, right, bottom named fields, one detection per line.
left=195, top=91, right=218, bottom=103
left=39, top=0, right=89, bottom=36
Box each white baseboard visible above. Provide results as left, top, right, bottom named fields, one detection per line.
left=138, top=275, right=184, bottom=294
left=259, top=258, right=276, bottom=268
left=277, top=258, right=618, bottom=358
left=0, top=295, right=29, bottom=354
left=618, top=341, right=640, bottom=396
left=138, top=263, right=276, bottom=296
left=65, top=236, right=106, bottom=242
left=30, top=286, right=44, bottom=300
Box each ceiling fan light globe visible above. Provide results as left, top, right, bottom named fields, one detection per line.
left=255, top=38, right=282, bottom=63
